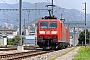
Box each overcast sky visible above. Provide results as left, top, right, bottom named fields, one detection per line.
left=0, top=0, right=90, bottom=14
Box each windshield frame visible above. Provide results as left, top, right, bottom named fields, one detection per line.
left=40, top=21, right=57, bottom=28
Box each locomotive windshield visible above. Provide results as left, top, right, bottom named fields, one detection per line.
left=40, top=22, right=48, bottom=28
left=49, top=22, right=57, bottom=28
left=40, top=22, right=57, bottom=28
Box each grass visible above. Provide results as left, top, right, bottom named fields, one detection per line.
left=73, top=46, right=90, bottom=60
left=49, top=47, right=75, bottom=60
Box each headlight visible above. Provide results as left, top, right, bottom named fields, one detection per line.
left=51, top=31, right=57, bottom=34
left=39, top=31, right=45, bottom=34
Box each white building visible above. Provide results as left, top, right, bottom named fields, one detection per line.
left=0, top=34, right=7, bottom=45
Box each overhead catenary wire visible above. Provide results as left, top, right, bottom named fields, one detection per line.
left=45, top=0, right=61, bottom=17
left=50, top=0, right=64, bottom=19
left=2, top=11, right=16, bottom=19
left=16, top=0, right=18, bottom=2
left=15, top=0, right=30, bottom=20
left=0, top=0, right=29, bottom=24
left=46, top=0, right=51, bottom=4
left=1, top=1, right=50, bottom=21
left=0, top=0, right=20, bottom=22
left=0, top=0, right=59, bottom=24
left=0, top=0, right=15, bottom=8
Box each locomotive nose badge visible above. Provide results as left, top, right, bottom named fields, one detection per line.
left=46, top=31, right=50, bottom=34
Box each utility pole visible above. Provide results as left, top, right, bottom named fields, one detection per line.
left=23, top=19, right=25, bottom=45
left=17, top=0, right=24, bottom=52
left=35, top=3, right=37, bottom=45
left=24, top=19, right=25, bottom=35
left=85, top=2, right=86, bottom=46
left=73, top=27, right=75, bottom=46
left=89, top=35, right=90, bottom=46
left=19, top=0, right=22, bottom=46
left=60, top=14, right=65, bottom=23
left=83, top=2, right=86, bottom=46
left=52, top=0, right=53, bottom=16
left=28, top=11, right=30, bottom=21
left=61, top=14, right=62, bottom=19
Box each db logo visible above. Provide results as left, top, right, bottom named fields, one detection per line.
left=46, top=31, right=50, bottom=34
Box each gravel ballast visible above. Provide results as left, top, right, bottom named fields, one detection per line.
left=23, top=47, right=80, bottom=60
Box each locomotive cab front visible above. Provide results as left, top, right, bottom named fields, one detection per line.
left=37, top=19, right=61, bottom=49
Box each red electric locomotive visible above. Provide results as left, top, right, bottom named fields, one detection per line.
left=37, top=16, right=70, bottom=50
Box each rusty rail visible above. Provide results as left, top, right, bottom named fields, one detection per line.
left=0, top=50, right=54, bottom=60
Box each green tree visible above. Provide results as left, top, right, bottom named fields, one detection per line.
left=78, top=29, right=90, bottom=45
left=7, top=35, right=25, bottom=45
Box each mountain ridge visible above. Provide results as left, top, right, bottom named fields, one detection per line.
left=0, top=2, right=90, bottom=26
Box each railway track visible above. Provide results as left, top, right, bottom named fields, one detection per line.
left=0, top=45, right=74, bottom=60
left=0, top=46, right=39, bottom=51
left=0, top=50, right=54, bottom=60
